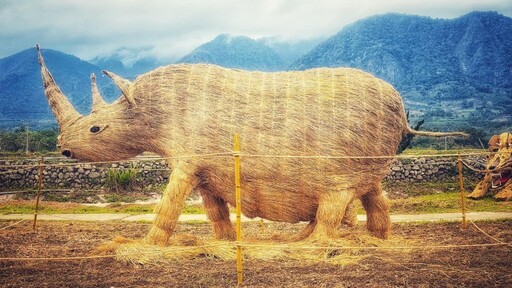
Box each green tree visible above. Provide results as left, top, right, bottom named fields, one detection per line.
left=0, top=126, right=58, bottom=152
left=454, top=127, right=488, bottom=148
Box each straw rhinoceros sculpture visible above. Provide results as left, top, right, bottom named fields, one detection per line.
left=37, top=46, right=466, bottom=245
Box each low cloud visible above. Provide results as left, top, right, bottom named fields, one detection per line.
left=1, top=0, right=510, bottom=61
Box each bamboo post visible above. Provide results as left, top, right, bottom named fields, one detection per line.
left=260, top=219, right=265, bottom=235
left=234, top=134, right=243, bottom=284
left=33, top=156, right=44, bottom=230
left=457, top=154, right=467, bottom=229
left=25, top=124, right=29, bottom=156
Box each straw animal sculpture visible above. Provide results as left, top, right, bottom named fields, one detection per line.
left=467, top=132, right=512, bottom=201
left=37, top=45, right=467, bottom=246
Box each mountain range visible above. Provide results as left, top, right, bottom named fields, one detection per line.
left=176, top=34, right=321, bottom=71
left=292, top=11, right=512, bottom=133
left=0, top=48, right=122, bottom=129
left=0, top=11, right=510, bottom=136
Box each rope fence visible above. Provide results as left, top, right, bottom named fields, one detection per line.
left=0, top=149, right=502, bottom=169
left=0, top=217, right=509, bottom=262
left=0, top=189, right=105, bottom=196
left=0, top=136, right=510, bottom=285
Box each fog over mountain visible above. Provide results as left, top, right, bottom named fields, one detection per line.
left=176, top=34, right=287, bottom=71
left=0, top=11, right=510, bottom=136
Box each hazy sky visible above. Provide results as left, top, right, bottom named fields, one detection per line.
left=1, top=0, right=511, bottom=62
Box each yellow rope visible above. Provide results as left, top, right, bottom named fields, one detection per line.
left=238, top=242, right=510, bottom=250
left=0, top=254, right=117, bottom=261
left=468, top=218, right=512, bottom=248
left=0, top=151, right=492, bottom=170
left=238, top=152, right=486, bottom=159
left=0, top=219, right=26, bottom=230
left=0, top=242, right=229, bottom=262
left=461, top=160, right=488, bottom=173
left=0, top=152, right=233, bottom=169
left=0, top=239, right=509, bottom=262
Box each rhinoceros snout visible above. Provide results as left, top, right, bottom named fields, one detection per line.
left=62, top=150, right=73, bottom=158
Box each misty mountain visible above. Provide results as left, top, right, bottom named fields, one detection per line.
left=259, top=37, right=324, bottom=67
left=292, top=11, right=512, bottom=134
left=292, top=11, right=512, bottom=88
left=0, top=48, right=118, bottom=129
left=1, top=11, right=511, bottom=136
left=176, top=34, right=287, bottom=71
left=89, top=47, right=164, bottom=79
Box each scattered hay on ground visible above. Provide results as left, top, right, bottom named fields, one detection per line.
left=114, top=231, right=416, bottom=266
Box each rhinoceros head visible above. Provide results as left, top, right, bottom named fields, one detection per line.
left=37, top=45, right=145, bottom=162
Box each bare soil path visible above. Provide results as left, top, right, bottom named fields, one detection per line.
left=0, top=219, right=511, bottom=287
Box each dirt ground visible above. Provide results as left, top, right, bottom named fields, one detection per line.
left=0, top=220, right=511, bottom=288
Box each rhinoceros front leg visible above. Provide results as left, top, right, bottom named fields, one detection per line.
left=360, top=182, right=391, bottom=239
left=145, top=165, right=198, bottom=246
left=467, top=174, right=492, bottom=199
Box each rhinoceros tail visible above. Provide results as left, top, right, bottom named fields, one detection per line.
left=405, top=126, right=469, bottom=138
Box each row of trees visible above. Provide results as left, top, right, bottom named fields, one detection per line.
left=0, top=126, right=57, bottom=153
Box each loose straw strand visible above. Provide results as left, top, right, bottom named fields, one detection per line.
left=0, top=241, right=509, bottom=262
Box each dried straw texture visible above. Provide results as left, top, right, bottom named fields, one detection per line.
left=467, top=132, right=512, bottom=201
left=115, top=232, right=414, bottom=266
left=134, top=65, right=405, bottom=243
left=467, top=173, right=493, bottom=199
left=495, top=184, right=512, bottom=201
left=38, top=45, right=434, bottom=244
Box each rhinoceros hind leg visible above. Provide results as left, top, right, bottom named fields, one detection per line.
left=146, top=166, right=197, bottom=246
left=295, top=200, right=357, bottom=241
left=309, top=190, right=354, bottom=239
left=200, top=189, right=236, bottom=240
left=360, top=183, right=390, bottom=239
left=341, top=201, right=358, bottom=228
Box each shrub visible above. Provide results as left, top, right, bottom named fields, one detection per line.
left=105, top=166, right=139, bottom=192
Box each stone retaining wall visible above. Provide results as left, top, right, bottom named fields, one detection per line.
left=0, top=156, right=485, bottom=191
left=385, top=156, right=483, bottom=182
left=0, top=158, right=170, bottom=190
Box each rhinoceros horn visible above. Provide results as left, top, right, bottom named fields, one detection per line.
left=36, top=45, right=82, bottom=127
left=102, top=70, right=136, bottom=106
left=90, top=73, right=107, bottom=112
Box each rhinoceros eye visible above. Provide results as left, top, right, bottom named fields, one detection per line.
left=90, top=126, right=101, bottom=133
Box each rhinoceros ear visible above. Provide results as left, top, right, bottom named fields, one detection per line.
left=102, top=70, right=136, bottom=106
left=90, top=73, right=107, bottom=113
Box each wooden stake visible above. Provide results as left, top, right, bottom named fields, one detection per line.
left=457, top=155, right=467, bottom=229
left=25, top=124, right=30, bottom=156
left=234, top=134, right=243, bottom=284
left=260, top=219, right=265, bottom=235
left=33, top=156, right=44, bottom=230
